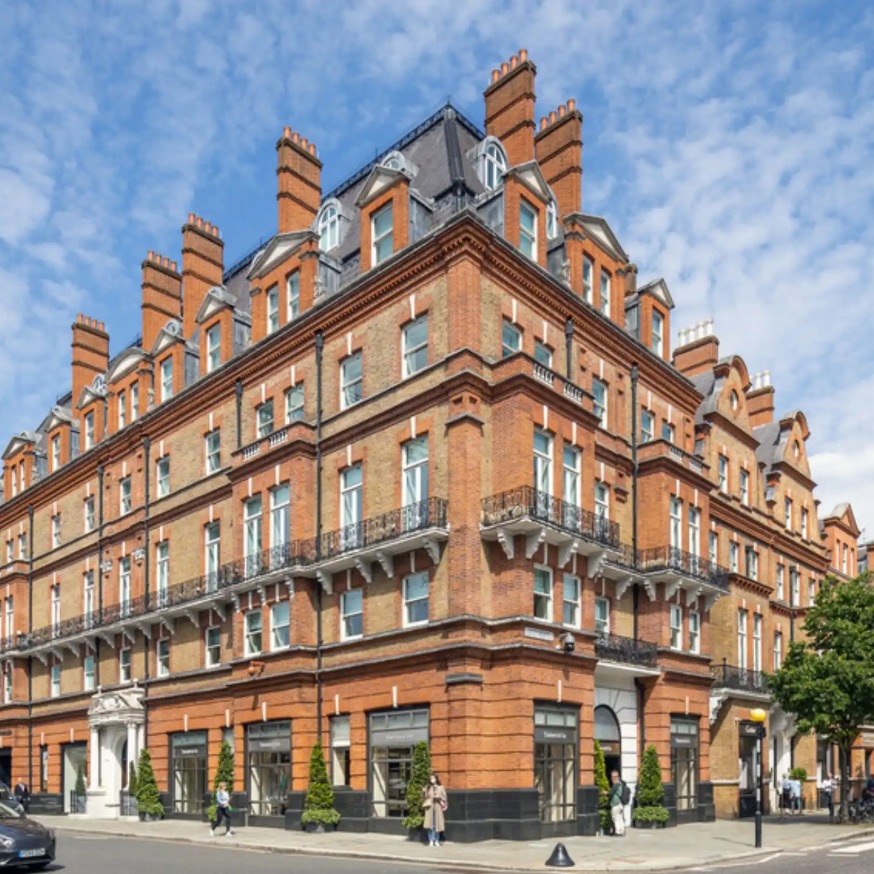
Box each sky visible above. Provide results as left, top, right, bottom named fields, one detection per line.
left=0, top=0, right=872, bottom=544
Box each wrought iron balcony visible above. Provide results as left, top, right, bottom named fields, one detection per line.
left=594, top=632, right=658, bottom=668
left=711, top=661, right=769, bottom=694
left=481, top=486, right=620, bottom=563
left=637, top=546, right=730, bottom=592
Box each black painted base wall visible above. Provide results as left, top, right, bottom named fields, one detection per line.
left=27, top=793, right=64, bottom=815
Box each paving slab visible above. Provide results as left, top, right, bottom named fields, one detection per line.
left=31, top=812, right=874, bottom=871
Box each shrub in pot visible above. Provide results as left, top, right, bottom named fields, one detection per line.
left=632, top=745, right=669, bottom=828
left=402, top=742, right=431, bottom=837
left=301, top=741, right=340, bottom=831
left=135, top=748, right=164, bottom=820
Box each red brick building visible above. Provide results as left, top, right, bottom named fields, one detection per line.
left=0, top=51, right=858, bottom=837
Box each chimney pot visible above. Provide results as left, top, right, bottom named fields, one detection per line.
left=283, top=126, right=291, bottom=138
left=308, top=142, right=316, bottom=156
left=163, top=256, right=169, bottom=268
left=204, top=222, right=211, bottom=233
left=292, top=131, right=300, bottom=144
left=147, top=250, right=154, bottom=261
left=501, top=61, right=509, bottom=75
left=196, top=217, right=203, bottom=228
left=171, top=260, right=177, bottom=272
left=491, top=69, right=500, bottom=83
left=549, top=110, right=557, bottom=123
left=567, top=97, right=576, bottom=112
left=188, top=212, right=195, bottom=224
left=540, top=117, right=548, bottom=130
left=301, top=137, right=308, bottom=149
left=213, top=226, right=220, bottom=238
left=510, top=54, right=519, bottom=69
left=558, top=104, right=567, bottom=118
left=519, top=48, right=528, bottom=61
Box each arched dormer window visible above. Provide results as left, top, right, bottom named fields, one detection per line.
left=546, top=198, right=559, bottom=239
left=484, top=141, right=507, bottom=190
left=382, top=152, right=403, bottom=171
left=318, top=203, right=340, bottom=251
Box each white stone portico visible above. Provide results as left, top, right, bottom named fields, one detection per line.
left=85, top=685, right=145, bottom=818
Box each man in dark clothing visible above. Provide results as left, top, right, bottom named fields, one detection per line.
left=13, top=779, right=30, bottom=812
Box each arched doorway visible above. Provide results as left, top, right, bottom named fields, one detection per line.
left=594, top=705, right=622, bottom=779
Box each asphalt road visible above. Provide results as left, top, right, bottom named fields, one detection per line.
left=688, top=835, right=874, bottom=873
left=46, top=833, right=472, bottom=874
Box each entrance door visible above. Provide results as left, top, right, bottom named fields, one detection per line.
left=738, top=734, right=757, bottom=817
left=594, top=705, right=622, bottom=780
left=62, top=743, right=87, bottom=813
left=0, top=750, right=11, bottom=787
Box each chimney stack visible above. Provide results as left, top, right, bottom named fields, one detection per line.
left=71, top=314, right=110, bottom=406
left=534, top=98, right=583, bottom=216
left=277, top=127, right=322, bottom=234
left=484, top=49, right=537, bottom=167
left=141, top=250, right=182, bottom=351
left=747, top=370, right=775, bottom=428
left=181, top=214, right=224, bottom=340
left=672, top=318, right=718, bottom=377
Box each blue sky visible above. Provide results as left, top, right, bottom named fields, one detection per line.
left=1, top=0, right=872, bottom=542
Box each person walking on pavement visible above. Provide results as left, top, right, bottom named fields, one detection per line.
left=821, top=773, right=835, bottom=818
left=12, top=778, right=29, bottom=813
left=210, top=782, right=234, bottom=837
left=790, top=775, right=802, bottom=815
left=609, top=770, right=626, bottom=836
left=422, top=773, right=447, bottom=847
left=781, top=773, right=792, bottom=816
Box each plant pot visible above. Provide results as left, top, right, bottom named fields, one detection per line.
left=407, top=826, right=427, bottom=842
left=138, top=811, right=162, bottom=822
left=632, top=820, right=665, bottom=829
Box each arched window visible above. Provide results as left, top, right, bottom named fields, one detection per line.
left=546, top=199, right=559, bottom=239
left=382, top=152, right=403, bottom=171
left=318, top=204, right=340, bottom=251
left=484, top=142, right=507, bottom=190
left=594, top=705, right=621, bottom=747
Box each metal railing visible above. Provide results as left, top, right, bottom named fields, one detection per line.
left=481, top=486, right=620, bottom=549
left=119, top=790, right=137, bottom=817
left=638, top=545, right=730, bottom=590
left=594, top=632, right=658, bottom=667
left=711, top=661, right=769, bottom=693
left=320, top=497, right=448, bottom=559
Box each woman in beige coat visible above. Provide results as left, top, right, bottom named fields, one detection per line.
left=422, top=773, right=447, bottom=846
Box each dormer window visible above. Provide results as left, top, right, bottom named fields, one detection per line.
left=519, top=200, right=537, bottom=260
left=84, top=411, right=95, bottom=449
left=600, top=270, right=611, bottom=316
left=651, top=311, right=664, bottom=356
left=266, top=285, right=279, bottom=335
left=546, top=199, right=558, bottom=239
left=372, top=203, right=393, bottom=266
left=287, top=272, right=300, bottom=320
left=318, top=204, right=340, bottom=251
left=484, top=141, right=507, bottom=190
left=582, top=256, right=593, bottom=304
left=160, top=358, right=174, bottom=402
left=206, top=324, right=221, bottom=373
left=51, top=434, right=61, bottom=472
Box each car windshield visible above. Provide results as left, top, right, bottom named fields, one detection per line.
left=0, top=801, right=23, bottom=819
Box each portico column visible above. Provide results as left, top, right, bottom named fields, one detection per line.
left=127, top=722, right=138, bottom=771
left=89, top=728, right=101, bottom=789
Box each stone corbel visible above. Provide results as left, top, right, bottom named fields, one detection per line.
left=64, top=641, right=80, bottom=658
left=98, top=632, right=116, bottom=649
left=160, top=617, right=174, bottom=636
left=496, top=530, right=514, bottom=560
left=615, top=577, right=635, bottom=600
left=587, top=550, right=606, bottom=580
left=354, top=558, right=373, bottom=585
left=558, top=540, right=579, bottom=569
left=525, top=529, right=546, bottom=559
left=643, top=579, right=658, bottom=601
left=211, top=603, right=226, bottom=623
left=422, top=540, right=441, bottom=565
left=135, top=622, right=152, bottom=640
left=375, top=551, right=394, bottom=579
left=665, top=580, right=681, bottom=602
left=123, top=627, right=137, bottom=646
left=33, top=651, right=49, bottom=666
left=316, top=570, right=333, bottom=595
left=184, top=610, right=200, bottom=629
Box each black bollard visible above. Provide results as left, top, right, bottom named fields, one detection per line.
left=545, top=842, right=575, bottom=867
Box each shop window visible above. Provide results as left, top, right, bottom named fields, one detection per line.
left=331, top=715, right=351, bottom=787
left=671, top=717, right=700, bottom=815
left=534, top=706, right=578, bottom=823
left=171, top=731, right=208, bottom=814
left=369, top=709, right=429, bottom=818
left=247, top=721, right=291, bottom=817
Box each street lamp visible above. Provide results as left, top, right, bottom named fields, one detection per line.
left=751, top=708, right=768, bottom=849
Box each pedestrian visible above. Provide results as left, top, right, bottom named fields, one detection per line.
left=422, top=773, right=447, bottom=847
left=12, top=778, right=29, bottom=813
left=210, top=781, right=234, bottom=837
left=790, top=775, right=802, bottom=815
left=609, top=770, right=626, bottom=836
left=780, top=773, right=792, bottom=816
left=821, top=773, right=834, bottom=818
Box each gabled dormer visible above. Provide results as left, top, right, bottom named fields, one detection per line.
left=355, top=165, right=410, bottom=272
left=195, top=285, right=237, bottom=376
left=247, top=231, right=319, bottom=343
left=42, top=406, right=76, bottom=473
left=821, top=503, right=861, bottom=578
left=2, top=432, right=37, bottom=500
left=501, top=160, right=551, bottom=268
left=151, top=320, right=185, bottom=406
left=77, top=373, right=107, bottom=453
left=631, top=278, right=674, bottom=361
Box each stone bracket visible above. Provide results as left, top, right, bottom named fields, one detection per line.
left=376, top=551, right=394, bottom=579
left=496, top=530, right=514, bottom=560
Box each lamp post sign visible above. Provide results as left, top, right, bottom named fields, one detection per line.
left=748, top=709, right=768, bottom=848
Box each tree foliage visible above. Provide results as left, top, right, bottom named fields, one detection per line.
left=127, top=761, right=138, bottom=797
left=301, top=740, right=340, bottom=826
left=769, top=573, right=874, bottom=821
left=75, top=763, right=87, bottom=797
left=206, top=740, right=235, bottom=822
left=402, top=741, right=432, bottom=829
left=632, top=744, right=669, bottom=824
left=135, top=748, right=164, bottom=818
left=593, top=740, right=612, bottom=833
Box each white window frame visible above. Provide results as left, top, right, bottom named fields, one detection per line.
left=709, top=531, right=718, bottom=569
left=270, top=600, right=290, bottom=650
left=160, top=357, right=173, bottom=402
left=689, top=610, right=700, bottom=654
left=83, top=573, right=94, bottom=628
left=662, top=422, right=675, bottom=443
left=205, top=522, right=220, bottom=592
left=718, top=456, right=728, bottom=492
left=641, top=409, right=654, bottom=443
left=206, top=324, right=221, bottom=372
left=533, top=566, right=553, bottom=621
left=51, top=434, right=61, bottom=471
left=266, top=284, right=279, bottom=334
left=501, top=320, right=522, bottom=358
left=130, top=382, right=139, bottom=422
left=519, top=199, right=537, bottom=260
left=484, top=141, right=507, bottom=190
left=651, top=310, right=664, bottom=356
left=753, top=613, right=762, bottom=672
left=4, top=597, right=14, bottom=648
left=270, top=484, right=290, bottom=563
left=402, top=437, right=429, bottom=510
left=119, top=557, right=131, bottom=617
left=205, top=626, right=221, bottom=668
left=737, top=609, right=748, bottom=670
left=155, top=540, right=169, bottom=607
left=582, top=256, right=594, bottom=304
left=285, top=384, right=304, bottom=423
left=669, top=497, right=682, bottom=550
left=244, top=495, right=263, bottom=576
left=739, top=469, right=749, bottom=505
left=801, top=507, right=809, bottom=538
left=534, top=340, right=553, bottom=368
left=592, top=378, right=608, bottom=428
left=84, top=654, right=95, bottom=691
left=256, top=399, right=274, bottom=438
left=50, top=662, right=61, bottom=698
left=808, top=577, right=816, bottom=605
left=594, top=482, right=609, bottom=526
left=402, top=571, right=429, bottom=627
left=120, top=647, right=131, bottom=683
left=16, top=533, right=24, bottom=560
left=670, top=604, right=683, bottom=650
left=156, top=638, right=170, bottom=678
left=244, top=609, right=263, bottom=656
left=340, top=588, right=363, bottom=640
left=562, top=446, right=581, bottom=510
left=51, top=514, right=61, bottom=548
left=286, top=271, right=300, bottom=320
left=51, top=586, right=61, bottom=639
left=776, top=563, right=785, bottom=600
left=790, top=568, right=800, bottom=607
left=562, top=573, right=581, bottom=629
left=599, top=270, right=611, bottom=315
left=784, top=498, right=793, bottom=531
left=119, top=477, right=132, bottom=515
left=340, top=352, right=363, bottom=409
left=84, top=496, right=95, bottom=533
left=156, top=457, right=170, bottom=499
left=546, top=199, right=558, bottom=239
left=371, top=202, right=394, bottom=266
left=773, top=632, right=783, bottom=671
left=729, top=541, right=739, bottom=573
left=318, top=204, right=340, bottom=251
left=533, top=429, right=553, bottom=500
left=205, top=429, right=221, bottom=474
left=402, top=315, right=428, bottom=378
left=340, top=464, right=363, bottom=548
left=688, top=507, right=701, bottom=558
left=594, top=596, right=610, bottom=635
left=745, top=546, right=759, bottom=581
left=84, top=411, right=95, bottom=450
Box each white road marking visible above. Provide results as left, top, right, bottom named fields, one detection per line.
left=830, top=839, right=874, bottom=854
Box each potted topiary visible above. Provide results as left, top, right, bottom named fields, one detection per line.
left=594, top=741, right=612, bottom=836
left=123, top=761, right=138, bottom=816
left=301, top=741, right=340, bottom=832
left=632, top=744, right=669, bottom=828
left=206, top=740, right=234, bottom=824
left=73, top=763, right=87, bottom=813
left=402, top=741, right=431, bottom=841
left=135, top=748, right=164, bottom=821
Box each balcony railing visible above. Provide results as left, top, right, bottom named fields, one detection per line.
left=594, top=632, right=658, bottom=667
left=320, top=497, right=448, bottom=560
left=481, top=487, right=620, bottom=549
left=711, top=661, right=769, bottom=694
left=638, top=545, right=730, bottom=591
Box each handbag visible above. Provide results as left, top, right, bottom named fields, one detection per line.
left=439, top=797, right=448, bottom=812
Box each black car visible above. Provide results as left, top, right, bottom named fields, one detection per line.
left=0, top=801, right=55, bottom=869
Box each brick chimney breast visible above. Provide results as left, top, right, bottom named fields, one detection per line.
left=484, top=49, right=537, bottom=167
left=276, top=127, right=323, bottom=234
left=141, top=250, right=182, bottom=351
left=181, top=215, right=224, bottom=341
left=71, top=313, right=110, bottom=409
left=534, top=99, right=583, bottom=217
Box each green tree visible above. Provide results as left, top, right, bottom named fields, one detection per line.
left=206, top=740, right=235, bottom=822
left=593, top=740, right=611, bottom=834
left=127, top=761, right=138, bottom=797
left=402, top=741, right=431, bottom=829
left=301, top=740, right=340, bottom=827
left=75, top=763, right=87, bottom=797
left=769, top=573, right=874, bottom=823
left=632, top=744, right=669, bottom=825
left=135, top=748, right=164, bottom=818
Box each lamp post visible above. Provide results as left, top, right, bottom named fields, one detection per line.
left=751, top=708, right=768, bottom=848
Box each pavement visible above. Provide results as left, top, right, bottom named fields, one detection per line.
left=31, top=811, right=874, bottom=871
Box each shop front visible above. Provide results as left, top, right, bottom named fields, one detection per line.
left=671, top=716, right=699, bottom=823
left=534, top=705, right=578, bottom=827
left=246, top=721, right=291, bottom=822
left=170, top=731, right=208, bottom=815
left=369, top=708, right=429, bottom=819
